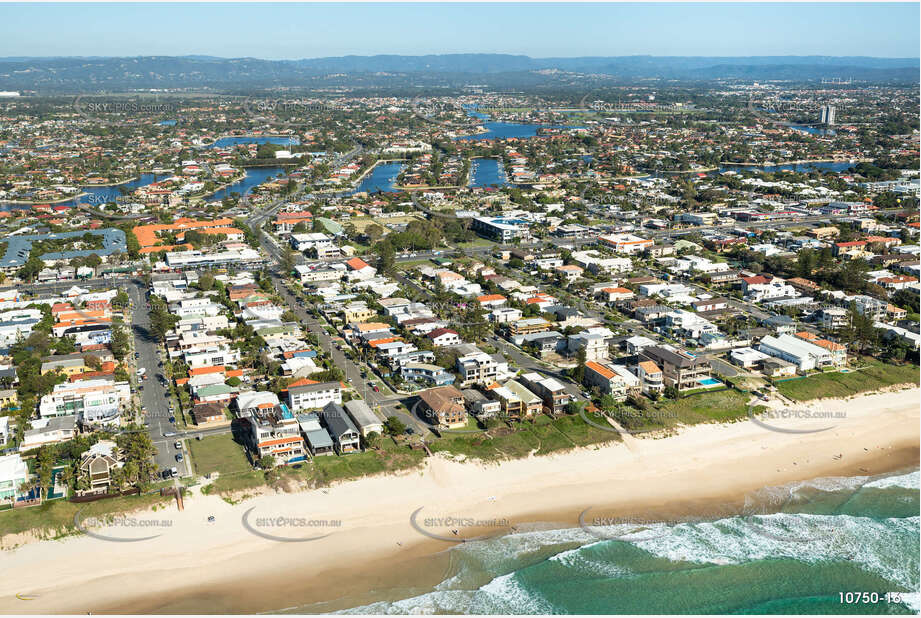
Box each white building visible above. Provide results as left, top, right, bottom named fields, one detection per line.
left=758, top=334, right=833, bottom=372
left=39, top=379, right=130, bottom=427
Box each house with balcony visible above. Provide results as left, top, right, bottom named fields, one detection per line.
left=38, top=378, right=129, bottom=427
left=287, top=379, right=343, bottom=411
left=635, top=360, right=664, bottom=396
left=457, top=351, right=508, bottom=386
left=519, top=372, right=572, bottom=416
left=78, top=440, right=120, bottom=494
left=0, top=454, right=29, bottom=502
left=320, top=402, right=361, bottom=454
left=401, top=362, right=456, bottom=386
left=639, top=345, right=712, bottom=392
left=584, top=360, right=635, bottom=400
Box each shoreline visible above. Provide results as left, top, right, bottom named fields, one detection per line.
left=0, top=387, right=917, bottom=614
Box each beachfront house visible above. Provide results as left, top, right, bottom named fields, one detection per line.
left=320, top=402, right=361, bottom=454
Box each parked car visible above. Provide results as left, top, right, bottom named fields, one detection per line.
left=175, top=453, right=183, bottom=462
left=174, top=441, right=182, bottom=450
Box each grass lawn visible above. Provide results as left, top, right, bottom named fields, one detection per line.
left=776, top=361, right=919, bottom=402
left=203, top=440, right=427, bottom=497
left=429, top=413, right=621, bottom=461
left=651, top=389, right=754, bottom=426
left=189, top=434, right=251, bottom=477
left=0, top=491, right=171, bottom=540
left=453, top=237, right=495, bottom=249
left=202, top=470, right=267, bottom=498
left=275, top=440, right=426, bottom=488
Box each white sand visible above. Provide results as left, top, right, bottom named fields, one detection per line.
left=1, top=388, right=917, bottom=614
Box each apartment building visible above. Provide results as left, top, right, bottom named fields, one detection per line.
left=456, top=351, right=505, bottom=386
left=38, top=378, right=130, bottom=427
left=237, top=391, right=306, bottom=465
left=640, top=345, right=712, bottom=392
left=287, top=379, right=343, bottom=411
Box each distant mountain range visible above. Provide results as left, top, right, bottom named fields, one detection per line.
left=0, top=54, right=916, bottom=92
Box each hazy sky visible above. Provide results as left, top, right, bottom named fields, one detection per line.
left=1, top=2, right=918, bottom=59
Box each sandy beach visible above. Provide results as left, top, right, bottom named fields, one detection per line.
left=1, top=387, right=918, bottom=614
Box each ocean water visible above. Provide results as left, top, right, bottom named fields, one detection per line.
left=329, top=469, right=919, bottom=615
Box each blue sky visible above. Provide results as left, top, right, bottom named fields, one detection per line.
left=0, top=3, right=918, bottom=59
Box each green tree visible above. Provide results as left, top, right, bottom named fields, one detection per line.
left=384, top=416, right=406, bottom=436
left=110, top=322, right=130, bottom=361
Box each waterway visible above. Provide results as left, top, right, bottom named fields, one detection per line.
left=209, top=166, right=286, bottom=201
left=468, top=157, right=509, bottom=188
left=454, top=106, right=581, bottom=141
left=789, top=124, right=836, bottom=137
left=719, top=161, right=854, bottom=174
left=209, top=136, right=300, bottom=149
left=348, top=161, right=406, bottom=195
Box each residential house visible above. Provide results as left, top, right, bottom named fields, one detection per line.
left=0, top=454, right=28, bottom=501
left=417, top=386, right=468, bottom=428
left=297, top=413, right=335, bottom=456
left=320, top=402, right=361, bottom=454
left=343, top=400, right=384, bottom=438
left=635, top=360, right=664, bottom=396
left=78, top=440, right=120, bottom=493
left=519, top=372, right=572, bottom=415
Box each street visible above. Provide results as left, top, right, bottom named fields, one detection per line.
left=126, top=279, right=191, bottom=478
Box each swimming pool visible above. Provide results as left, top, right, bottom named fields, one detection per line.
left=698, top=377, right=721, bottom=386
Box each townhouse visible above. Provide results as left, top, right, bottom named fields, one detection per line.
left=519, top=372, right=572, bottom=416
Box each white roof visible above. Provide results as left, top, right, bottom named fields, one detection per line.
left=0, top=453, right=28, bottom=481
